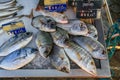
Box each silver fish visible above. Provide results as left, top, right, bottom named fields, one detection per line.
left=49, top=45, right=70, bottom=73
left=0, top=47, right=38, bottom=70
left=0, top=6, right=23, bottom=17
left=64, top=41, right=97, bottom=76
left=0, top=15, right=24, bottom=27
left=40, top=10, right=68, bottom=24
left=86, top=24, right=98, bottom=40
left=57, top=20, right=88, bottom=36
left=72, top=36, right=107, bottom=59
left=51, top=28, right=69, bottom=47
left=0, top=32, right=33, bottom=56
left=35, top=31, right=53, bottom=58
left=32, top=15, right=56, bottom=32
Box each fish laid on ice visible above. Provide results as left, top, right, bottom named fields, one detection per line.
left=0, top=47, right=38, bottom=70
left=51, top=28, right=69, bottom=47
left=35, top=31, right=53, bottom=58
left=49, top=45, right=70, bottom=73
left=57, top=20, right=88, bottom=36
left=0, top=32, right=33, bottom=56
left=86, top=24, right=98, bottom=40
left=0, top=6, right=23, bottom=17
left=64, top=41, right=97, bottom=76
left=40, top=10, right=68, bottom=24
left=32, top=15, right=56, bottom=32
left=72, top=36, right=107, bottom=59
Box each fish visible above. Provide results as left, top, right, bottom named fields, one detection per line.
left=0, top=15, right=24, bottom=27
left=40, top=10, right=68, bottom=24
left=50, top=28, right=69, bottom=47
left=57, top=20, right=88, bottom=36
left=0, top=32, right=33, bottom=56
left=86, top=24, right=98, bottom=40
left=32, top=15, right=56, bottom=32
left=35, top=31, right=53, bottom=58
left=72, top=36, right=107, bottom=59
left=0, top=6, right=23, bottom=17
left=49, top=45, right=70, bottom=73
left=64, top=41, right=97, bottom=76
left=0, top=47, right=38, bottom=70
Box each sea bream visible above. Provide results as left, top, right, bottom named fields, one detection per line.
left=57, top=20, right=88, bottom=36
left=51, top=28, right=69, bottom=47
left=40, top=10, right=68, bottom=24
left=0, top=32, right=33, bottom=56
left=86, top=24, right=98, bottom=40
left=32, top=15, right=56, bottom=32
left=49, top=45, right=70, bottom=73
left=35, top=31, right=53, bottom=58
left=0, top=47, right=38, bottom=70
left=72, top=36, right=107, bottom=59
left=64, top=41, right=97, bottom=76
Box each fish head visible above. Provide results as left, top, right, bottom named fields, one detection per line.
left=24, top=48, right=38, bottom=55
left=86, top=59, right=97, bottom=76
left=70, top=21, right=88, bottom=35
left=19, top=32, right=33, bottom=40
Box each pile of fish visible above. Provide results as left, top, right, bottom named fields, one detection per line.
left=0, top=0, right=107, bottom=76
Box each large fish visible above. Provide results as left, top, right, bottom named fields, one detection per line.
left=86, top=24, right=98, bottom=40
left=49, top=45, right=70, bottom=73
left=64, top=41, right=97, bottom=76
left=35, top=31, right=53, bottom=58
left=50, top=28, right=69, bottom=47
left=57, top=20, right=88, bottom=36
left=0, top=32, right=33, bottom=56
left=0, top=47, right=38, bottom=70
left=0, top=6, right=23, bottom=17
left=72, top=36, right=107, bottom=59
left=40, top=10, right=68, bottom=24
left=32, top=15, right=56, bottom=32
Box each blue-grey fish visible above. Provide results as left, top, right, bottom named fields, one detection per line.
left=0, top=32, right=33, bottom=56
left=50, top=28, right=69, bottom=47
left=57, top=20, right=88, bottom=36
left=72, top=36, right=107, bottom=59
left=32, top=15, right=56, bottom=32
left=49, top=45, right=70, bottom=73
left=0, top=47, right=38, bottom=70
left=35, top=31, right=53, bottom=58
left=86, top=24, right=98, bottom=40
left=64, top=41, right=97, bottom=76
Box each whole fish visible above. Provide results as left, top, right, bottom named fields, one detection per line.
left=0, top=47, right=38, bottom=70
left=35, top=31, right=53, bottom=58
left=0, top=15, right=24, bottom=27
left=0, top=6, right=23, bottom=17
left=0, top=32, right=33, bottom=56
left=72, top=36, right=107, bottom=59
left=64, top=41, right=97, bottom=76
left=86, top=24, right=98, bottom=40
left=32, top=15, right=56, bottom=32
left=57, top=20, right=88, bottom=36
left=51, top=28, right=69, bottom=47
left=49, top=45, right=70, bottom=73
left=40, top=10, right=68, bottom=24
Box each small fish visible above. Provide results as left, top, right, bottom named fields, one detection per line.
left=57, top=20, right=88, bottom=36
left=51, top=28, right=69, bottom=47
left=72, top=36, right=107, bottom=59
left=86, top=24, right=98, bottom=40
left=32, top=15, right=56, bottom=32
left=0, top=47, right=38, bottom=70
left=40, top=10, right=68, bottom=24
left=49, top=45, right=70, bottom=73
left=0, top=6, right=23, bottom=17
left=35, top=31, right=53, bottom=58
left=64, top=41, right=97, bottom=76
left=0, top=15, right=24, bottom=27
left=0, top=32, right=33, bottom=56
